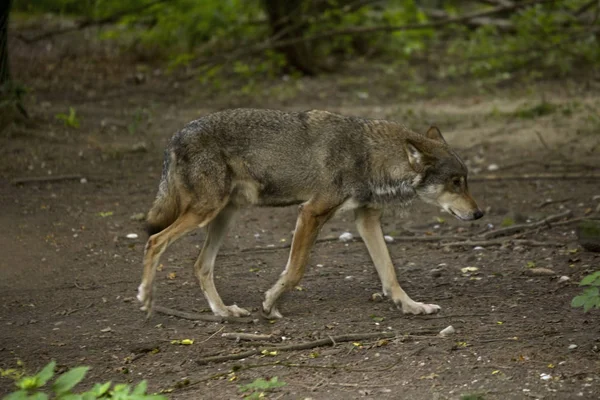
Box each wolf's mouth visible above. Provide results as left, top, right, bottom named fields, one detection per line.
left=447, top=208, right=468, bottom=221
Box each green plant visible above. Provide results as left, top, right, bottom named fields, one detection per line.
left=513, top=101, right=557, bottom=119
left=238, top=377, right=286, bottom=399
left=461, top=394, right=485, bottom=400
left=55, top=107, right=80, bottom=128
left=2, top=361, right=166, bottom=400
left=572, top=271, right=600, bottom=312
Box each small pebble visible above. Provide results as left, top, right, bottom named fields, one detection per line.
left=80, top=178, right=88, bottom=184
left=473, top=246, right=485, bottom=251
left=339, top=232, right=353, bottom=242
left=487, top=164, right=499, bottom=171
left=568, top=344, right=578, bottom=350
left=384, top=235, right=394, bottom=243
left=525, top=267, right=556, bottom=276
left=100, top=327, right=112, bottom=333
left=439, top=325, right=455, bottom=336
left=371, top=293, right=384, bottom=302
left=126, top=233, right=138, bottom=239
left=540, top=373, right=552, bottom=381
left=558, top=275, right=570, bottom=283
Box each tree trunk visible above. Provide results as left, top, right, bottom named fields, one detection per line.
left=261, top=0, right=319, bottom=75
left=0, top=0, right=11, bottom=86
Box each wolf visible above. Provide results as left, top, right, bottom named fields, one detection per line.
left=137, top=108, right=483, bottom=319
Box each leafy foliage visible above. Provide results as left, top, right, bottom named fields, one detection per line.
left=12, top=0, right=600, bottom=85
left=238, top=377, right=286, bottom=399
left=1, top=361, right=166, bottom=400
left=572, top=271, right=600, bottom=312
left=55, top=107, right=80, bottom=128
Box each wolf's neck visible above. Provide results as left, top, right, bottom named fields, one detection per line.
left=368, top=174, right=420, bottom=203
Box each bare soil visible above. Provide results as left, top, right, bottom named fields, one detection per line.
left=1, top=27, right=600, bottom=400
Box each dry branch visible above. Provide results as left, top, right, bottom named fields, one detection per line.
left=12, top=174, right=83, bottom=185
left=154, top=305, right=254, bottom=324
left=235, top=234, right=469, bottom=254
left=470, top=172, right=600, bottom=182
left=19, top=0, right=168, bottom=43
left=443, top=239, right=565, bottom=248
left=480, top=210, right=572, bottom=239
left=196, top=331, right=396, bottom=365
left=221, top=332, right=275, bottom=341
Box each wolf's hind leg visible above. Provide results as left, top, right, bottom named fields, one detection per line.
left=355, top=207, right=440, bottom=315
left=194, top=203, right=249, bottom=317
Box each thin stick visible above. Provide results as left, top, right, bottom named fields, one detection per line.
left=236, top=235, right=469, bottom=254
left=480, top=210, right=572, bottom=239
left=12, top=174, right=83, bottom=185
left=20, top=0, right=168, bottom=43
left=470, top=173, right=600, bottom=182
left=443, top=239, right=565, bottom=248
left=154, top=305, right=254, bottom=323
left=196, top=332, right=396, bottom=365
left=534, top=130, right=551, bottom=151
left=537, top=197, right=573, bottom=209
left=221, top=332, right=275, bottom=341
left=199, top=326, right=225, bottom=344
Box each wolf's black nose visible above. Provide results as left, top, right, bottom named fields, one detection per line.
left=473, top=210, right=484, bottom=220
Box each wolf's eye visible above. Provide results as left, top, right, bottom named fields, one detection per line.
left=452, top=177, right=461, bottom=187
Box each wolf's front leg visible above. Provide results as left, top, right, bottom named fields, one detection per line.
left=354, top=207, right=440, bottom=315
left=262, top=201, right=336, bottom=319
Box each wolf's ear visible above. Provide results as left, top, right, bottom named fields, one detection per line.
left=405, top=142, right=425, bottom=172
left=425, top=126, right=446, bottom=144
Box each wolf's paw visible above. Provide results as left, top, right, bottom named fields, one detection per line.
left=401, top=301, right=441, bottom=315
left=261, top=303, right=284, bottom=320
left=215, top=304, right=250, bottom=318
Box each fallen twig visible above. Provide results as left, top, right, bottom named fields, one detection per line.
left=480, top=210, right=572, bottom=239
left=443, top=239, right=565, bottom=248
left=237, top=234, right=469, bottom=254
left=199, top=326, right=225, bottom=344
left=221, top=332, right=276, bottom=341
left=12, top=174, right=83, bottom=185
left=19, top=0, right=168, bottom=43
left=470, top=172, right=600, bottom=182
left=154, top=305, right=254, bottom=324
left=537, top=197, right=574, bottom=209
left=196, top=331, right=396, bottom=365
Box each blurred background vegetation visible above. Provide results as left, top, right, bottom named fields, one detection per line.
left=1, top=0, right=599, bottom=108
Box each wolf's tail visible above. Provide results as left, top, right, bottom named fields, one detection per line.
left=146, top=150, right=179, bottom=236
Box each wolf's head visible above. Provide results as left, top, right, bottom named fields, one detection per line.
left=406, top=127, right=484, bottom=221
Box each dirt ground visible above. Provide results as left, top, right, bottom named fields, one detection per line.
left=1, top=27, right=600, bottom=400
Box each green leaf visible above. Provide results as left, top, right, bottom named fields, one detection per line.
left=35, top=361, right=56, bottom=386
left=583, top=296, right=598, bottom=312
left=3, top=390, right=28, bottom=400
left=113, top=383, right=130, bottom=394
left=580, top=271, right=600, bottom=286
left=90, top=381, right=111, bottom=396
left=52, top=367, right=89, bottom=395
left=56, top=394, right=82, bottom=400
left=571, top=295, right=586, bottom=308
left=132, top=380, right=148, bottom=395
left=29, top=392, right=49, bottom=400
left=16, top=376, right=39, bottom=390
